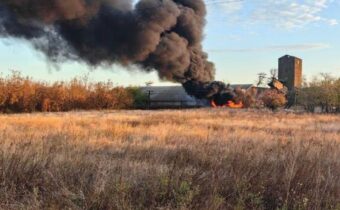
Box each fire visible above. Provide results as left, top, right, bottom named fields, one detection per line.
left=227, top=101, right=243, bottom=108
left=211, top=100, right=243, bottom=108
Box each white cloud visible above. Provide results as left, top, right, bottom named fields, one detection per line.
left=253, top=0, right=335, bottom=29
left=208, top=43, right=330, bottom=53
left=216, top=0, right=338, bottom=29
left=326, top=18, right=338, bottom=25
left=221, top=1, right=243, bottom=14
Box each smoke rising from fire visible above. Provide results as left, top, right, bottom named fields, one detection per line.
left=0, top=0, right=221, bottom=99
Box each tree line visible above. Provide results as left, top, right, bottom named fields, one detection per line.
left=1, top=71, right=339, bottom=113
left=0, top=71, right=147, bottom=113
left=298, top=73, right=340, bottom=113
left=256, top=70, right=340, bottom=113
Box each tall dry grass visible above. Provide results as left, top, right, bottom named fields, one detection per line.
left=0, top=109, right=339, bottom=209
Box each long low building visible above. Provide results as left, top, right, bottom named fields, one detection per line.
left=140, top=84, right=254, bottom=109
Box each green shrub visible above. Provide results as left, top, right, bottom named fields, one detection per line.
left=127, top=87, right=148, bottom=108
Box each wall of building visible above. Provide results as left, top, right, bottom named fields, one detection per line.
left=278, top=55, right=302, bottom=91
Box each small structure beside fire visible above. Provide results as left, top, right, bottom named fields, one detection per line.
left=268, top=78, right=288, bottom=94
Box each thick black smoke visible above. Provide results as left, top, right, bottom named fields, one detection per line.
left=0, top=0, right=229, bottom=100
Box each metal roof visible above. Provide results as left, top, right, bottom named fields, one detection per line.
left=141, top=86, right=195, bottom=101
left=279, top=55, right=302, bottom=60
left=140, top=84, right=254, bottom=102
left=229, top=84, right=254, bottom=89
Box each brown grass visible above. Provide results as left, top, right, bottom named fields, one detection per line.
left=0, top=109, right=339, bottom=209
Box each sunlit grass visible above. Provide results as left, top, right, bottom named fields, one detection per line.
left=0, top=109, right=339, bottom=209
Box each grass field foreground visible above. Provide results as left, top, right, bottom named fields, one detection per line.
left=0, top=109, right=339, bottom=209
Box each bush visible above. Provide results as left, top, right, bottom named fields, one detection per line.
left=127, top=87, right=148, bottom=108
left=260, top=89, right=287, bottom=110
left=0, top=71, right=136, bottom=113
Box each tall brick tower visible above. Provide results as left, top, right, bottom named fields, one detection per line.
left=278, top=55, right=302, bottom=91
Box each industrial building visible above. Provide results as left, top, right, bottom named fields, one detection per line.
left=278, top=55, right=303, bottom=105
left=141, top=84, right=253, bottom=109
left=140, top=55, right=303, bottom=109
left=278, top=55, right=303, bottom=90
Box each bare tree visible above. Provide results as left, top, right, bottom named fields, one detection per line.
left=270, top=68, right=278, bottom=79
left=257, top=72, right=267, bottom=87
left=298, top=73, right=340, bottom=113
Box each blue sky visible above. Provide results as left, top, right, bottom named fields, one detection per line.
left=0, top=0, right=339, bottom=86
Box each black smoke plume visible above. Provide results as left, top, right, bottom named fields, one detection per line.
left=0, top=0, right=230, bottom=101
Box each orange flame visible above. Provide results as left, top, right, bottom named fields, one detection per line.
left=210, top=100, right=243, bottom=108
left=227, top=101, right=243, bottom=108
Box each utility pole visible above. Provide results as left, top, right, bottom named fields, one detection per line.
left=147, top=90, right=153, bottom=109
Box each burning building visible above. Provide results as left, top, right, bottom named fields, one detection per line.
left=141, top=84, right=255, bottom=109
left=140, top=86, right=207, bottom=109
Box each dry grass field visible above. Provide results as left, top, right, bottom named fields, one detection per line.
left=0, top=109, right=339, bottom=210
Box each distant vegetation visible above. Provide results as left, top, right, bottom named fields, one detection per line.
left=1, top=71, right=339, bottom=113
left=0, top=71, right=147, bottom=113
left=298, top=73, right=340, bottom=113
left=260, top=89, right=287, bottom=110
left=257, top=70, right=340, bottom=112
left=0, top=109, right=339, bottom=209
